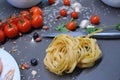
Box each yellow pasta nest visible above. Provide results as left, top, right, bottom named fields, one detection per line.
left=44, top=34, right=102, bottom=75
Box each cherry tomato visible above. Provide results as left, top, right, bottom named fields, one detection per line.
left=66, top=21, right=77, bottom=31
left=4, top=23, right=19, bottom=38
left=0, top=20, right=2, bottom=26
left=59, top=9, right=67, bottom=17
left=17, top=18, right=31, bottom=33
left=0, top=20, right=4, bottom=30
left=30, top=6, right=43, bottom=16
left=48, top=0, right=55, bottom=4
left=63, top=0, right=70, bottom=6
left=0, top=30, right=5, bottom=43
left=31, top=14, right=43, bottom=28
left=7, top=15, right=19, bottom=25
left=71, top=12, right=78, bottom=19
left=21, top=10, right=31, bottom=20
left=1, top=22, right=7, bottom=30
left=90, top=15, right=100, bottom=25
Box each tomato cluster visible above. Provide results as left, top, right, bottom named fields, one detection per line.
left=0, top=6, right=44, bottom=43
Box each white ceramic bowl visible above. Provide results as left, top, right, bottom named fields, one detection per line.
left=6, top=0, right=42, bottom=8
left=101, top=0, right=120, bottom=8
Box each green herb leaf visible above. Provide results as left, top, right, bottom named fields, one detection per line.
left=116, top=24, right=120, bottom=31
left=55, top=24, right=70, bottom=32
left=86, top=28, right=99, bottom=33
left=60, top=27, right=70, bottom=32
left=70, top=18, right=74, bottom=22
left=55, top=24, right=65, bottom=31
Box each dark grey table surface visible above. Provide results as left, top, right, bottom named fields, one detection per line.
left=0, top=0, right=120, bottom=80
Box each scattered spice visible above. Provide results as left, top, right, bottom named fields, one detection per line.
left=35, top=37, right=42, bottom=42
left=20, top=63, right=30, bottom=70
left=42, top=26, right=49, bottom=30
left=12, top=49, right=17, bottom=52
left=9, top=49, right=17, bottom=53
left=55, top=15, right=61, bottom=19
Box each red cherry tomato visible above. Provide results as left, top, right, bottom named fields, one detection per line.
left=59, top=9, right=67, bottom=17
left=17, top=18, right=31, bottom=33
left=1, top=22, right=7, bottom=30
left=4, top=23, right=19, bottom=38
left=66, top=21, right=77, bottom=31
left=21, top=10, right=31, bottom=20
left=0, top=30, right=5, bottom=43
left=0, top=20, right=4, bottom=30
left=90, top=15, right=100, bottom=25
left=30, top=6, right=43, bottom=16
left=7, top=15, right=19, bottom=25
left=31, top=14, right=43, bottom=28
left=63, top=0, right=70, bottom=6
left=48, top=0, right=55, bottom=4
left=71, top=12, right=78, bottom=19
left=0, top=20, right=2, bottom=26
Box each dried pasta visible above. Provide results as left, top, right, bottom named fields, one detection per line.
left=44, top=34, right=102, bottom=75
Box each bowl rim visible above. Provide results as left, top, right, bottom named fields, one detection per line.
left=7, top=0, right=41, bottom=3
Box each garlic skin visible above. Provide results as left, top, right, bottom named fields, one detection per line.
left=80, top=20, right=90, bottom=29
left=86, top=25, right=95, bottom=29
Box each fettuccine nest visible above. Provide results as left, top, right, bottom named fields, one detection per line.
left=44, top=34, right=102, bottom=75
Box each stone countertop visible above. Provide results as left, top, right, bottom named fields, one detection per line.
left=0, top=0, right=120, bottom=80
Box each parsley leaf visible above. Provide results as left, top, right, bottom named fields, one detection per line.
left=116, top=24, right=120, bottom=31
left=55, top=24, right=70, bottom=32
left=86, top=28, right=99, bottom=33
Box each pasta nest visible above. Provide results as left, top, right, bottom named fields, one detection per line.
left=44, top=34, right=102, bottom=75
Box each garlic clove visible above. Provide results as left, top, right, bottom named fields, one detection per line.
left=80, top=20, right=90, bottom=28
left=71, top=2, right=82, bottom=12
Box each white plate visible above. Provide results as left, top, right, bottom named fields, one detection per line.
left=0, top=49, right=20, bottom=80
